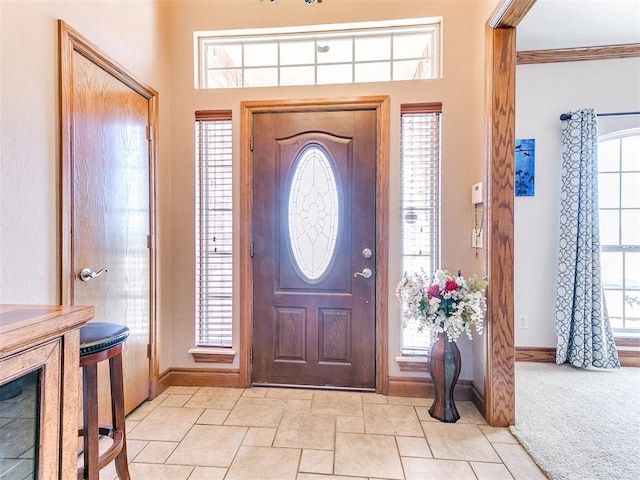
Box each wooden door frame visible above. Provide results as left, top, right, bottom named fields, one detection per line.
left=58, top=20, right=161, bottom=397
left=484, top=0, right=537, bottom=426
left=239, top=96, right=390, bottom=393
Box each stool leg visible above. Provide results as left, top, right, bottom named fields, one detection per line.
left=82, top=363, right=99, bottom=479
left=109, top=352, right=130, bottom=480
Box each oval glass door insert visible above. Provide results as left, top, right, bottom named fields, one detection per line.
left=287, top=144, right=340, bottom=282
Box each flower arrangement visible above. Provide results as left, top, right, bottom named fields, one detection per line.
left=396, top=269, right=488, bottom=342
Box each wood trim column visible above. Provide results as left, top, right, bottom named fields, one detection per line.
left=484, top=25, right=516, bottom=427
left=517, top=43, right=640, bottom=64
left=489, top=0, right=538, bottom=28
left=483, top=0, right=538, bottom=429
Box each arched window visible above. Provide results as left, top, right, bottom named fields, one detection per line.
left=598, top=128, right=640, bottom=332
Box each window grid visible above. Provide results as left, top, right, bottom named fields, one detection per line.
left=599, top=129, right=640, bottom=333
left=195, top=111, right=233, bottom=347
left=400, top=105, right=442, bottom=355
left=199, top=22, right=439, bottom=89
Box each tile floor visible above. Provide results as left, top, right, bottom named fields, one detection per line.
left=95, top=386, right=548, bottom=480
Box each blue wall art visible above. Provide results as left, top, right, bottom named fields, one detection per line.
left=515, top=138, right=535, bottom=196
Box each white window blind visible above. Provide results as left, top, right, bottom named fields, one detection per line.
left=400, top=103, right=442, bottom=355
left=195, top=110, right=233, bottom=347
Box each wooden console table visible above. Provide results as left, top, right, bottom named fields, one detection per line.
left=1, top=304, right=94, bottom=479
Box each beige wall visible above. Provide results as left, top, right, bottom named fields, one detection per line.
left=166, top=0, right=495, bottom=382
left=0, top=0, right=173, bottom=371
left=0, top=0, right=497, bottom=387
left=469, top=1, right=496, bottom=396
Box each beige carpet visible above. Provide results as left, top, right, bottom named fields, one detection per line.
left=512, top=362, right=640, bottom=480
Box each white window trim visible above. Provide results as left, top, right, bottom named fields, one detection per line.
left=188, top=347, right=237, bottom=364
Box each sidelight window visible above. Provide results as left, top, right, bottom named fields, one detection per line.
left=400, top=103, right=442, bottom=355
left=195, top=111, right=233, bottom=348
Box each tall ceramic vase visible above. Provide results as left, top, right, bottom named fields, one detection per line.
left=428, top=332, right=461, bottom=423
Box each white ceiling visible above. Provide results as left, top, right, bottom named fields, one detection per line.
left=516, top=0, right=640, bottom=51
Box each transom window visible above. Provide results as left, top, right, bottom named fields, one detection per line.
left=196, top=18, right=441, bottom=89
left=400, top=103, right=442, bottom=355
left=599, top=129, right=640, bottom=333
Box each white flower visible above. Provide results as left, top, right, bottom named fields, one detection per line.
left=396, top=269, right=488, bottom=342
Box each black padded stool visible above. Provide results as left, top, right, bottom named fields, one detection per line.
left=78, top=322, right=130, bottom=480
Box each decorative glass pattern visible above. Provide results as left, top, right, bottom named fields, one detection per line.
left=288, top=145, right=340, bottom=282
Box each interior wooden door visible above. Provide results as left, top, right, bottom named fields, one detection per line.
left=60, top=22, right=156, bottom=418
left=252, top=109, right=377, bottom=389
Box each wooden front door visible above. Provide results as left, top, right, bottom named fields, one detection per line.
left=252, top=109, right=377, bottom=389
left=60, top=22, right=157, bottom=417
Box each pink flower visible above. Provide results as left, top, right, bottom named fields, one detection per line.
left=445, top=280, right=459, bottom=292
left=427, top=284, right=440, bottom=299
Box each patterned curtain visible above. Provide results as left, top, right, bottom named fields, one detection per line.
left=555, top=109, right=620, bottom=369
